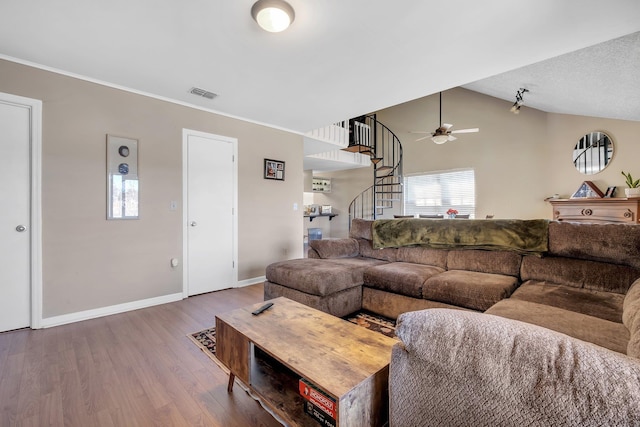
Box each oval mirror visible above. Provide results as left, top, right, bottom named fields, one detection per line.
left=572, top=131, right=614, bottom=175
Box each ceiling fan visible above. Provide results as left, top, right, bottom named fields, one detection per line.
left=410, top=92, right=479, bottom=144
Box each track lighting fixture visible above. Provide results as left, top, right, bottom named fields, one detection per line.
left=510, top=88, right=529, bottom=114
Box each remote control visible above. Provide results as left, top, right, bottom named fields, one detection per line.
left=252, top=302, right=274, bottom=316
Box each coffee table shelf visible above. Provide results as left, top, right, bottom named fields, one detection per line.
left=251, top=347, right=318, bottom=426
left=215, top=297, right=396, bottom=427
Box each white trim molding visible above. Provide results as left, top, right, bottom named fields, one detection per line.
left=40, top=292, right=184, bottom=328
left=237, top=276, right=266, bottom=288
left=40, top=277, right=266, bottom=328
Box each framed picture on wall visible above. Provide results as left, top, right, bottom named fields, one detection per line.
left=571, top=181, right=604, bottom=199
left=264, top=158, right=285, bottom=181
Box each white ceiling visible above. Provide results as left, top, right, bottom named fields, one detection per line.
left=1, top=1, right=639, bottom=137
left=464, top=31, right=640, bottom=122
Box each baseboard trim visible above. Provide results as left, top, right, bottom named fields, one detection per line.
left=40, top=292, right=184, bottom=329
left=237, top=275, right=266, bottom=287
left=39, top=277, right=267, bottom=328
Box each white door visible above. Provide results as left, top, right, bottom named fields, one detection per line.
left=183, top=130, right=237, bottom=296
left=0, top=94, right=40, bottom=332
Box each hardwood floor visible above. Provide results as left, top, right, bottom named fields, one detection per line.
left=0, top=284, right=283, bottom=427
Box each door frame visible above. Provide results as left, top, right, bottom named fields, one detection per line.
left=181, top=128, right=238, bottom=298
left=0, top=92, right=43, bottom=329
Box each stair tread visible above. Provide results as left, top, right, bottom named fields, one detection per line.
left=342, top=144, right=374, bottom=153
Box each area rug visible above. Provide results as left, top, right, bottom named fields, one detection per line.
left=344, top=311, right=397, bottom=339
left=189, top=327, right=217, bottom=360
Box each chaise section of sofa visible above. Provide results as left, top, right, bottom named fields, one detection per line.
left=264, top=237, right=388, bottom=317
left=486, top=221, right=640, bottom=354
left=390, top=308, right=640, bottom=426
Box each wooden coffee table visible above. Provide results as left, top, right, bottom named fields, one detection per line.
left=215, top=297, right=397, bottom=427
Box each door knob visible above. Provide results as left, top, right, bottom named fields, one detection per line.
left=16, top=225, right=27, bottom=232
left=190, top=221, right=197, bottom=227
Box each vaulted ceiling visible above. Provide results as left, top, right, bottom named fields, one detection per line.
left=1, top=1, right=639, bottom=134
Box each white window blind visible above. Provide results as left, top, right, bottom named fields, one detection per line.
left=404, top=169, right=475, bottom=218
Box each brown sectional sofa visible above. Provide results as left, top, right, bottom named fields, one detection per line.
left=265, top=218, right=640, bottom=424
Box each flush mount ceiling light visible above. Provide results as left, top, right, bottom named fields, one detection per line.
left=251, top=0, right=295, bottom=33
left=510, top=88, right=529, bottom=114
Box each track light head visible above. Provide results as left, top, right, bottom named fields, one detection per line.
left=510, top=88, right=529, bottom=114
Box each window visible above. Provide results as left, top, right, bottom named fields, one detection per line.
left=404, top=169, right=475, bottom=218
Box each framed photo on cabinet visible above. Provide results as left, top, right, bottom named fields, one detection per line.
left=571, top=181, right=604, bottom=199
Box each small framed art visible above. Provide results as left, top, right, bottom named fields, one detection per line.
left=604, top=186, right=617, bottom=198
left=571, top=181, right=604, bottom=199
left=264, top=158, right=285, bottom=181
left=107, top=134, right=139, bottom=219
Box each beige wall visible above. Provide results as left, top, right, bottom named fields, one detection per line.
left=319, top=87, right=640, bottom=237
left=0, top=59, right=303, bottom=318
left=313, top=167, right=372, bottom=238
left=546, top=113, right=640, bottom=198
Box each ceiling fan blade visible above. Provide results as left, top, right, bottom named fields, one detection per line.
left=415, top=135, right=431, bottom=142
left=448, top=135, right=457, bottom=141
left=441, top=123, right=453, bottom=131
left=450, top=127, right=479, bottom=134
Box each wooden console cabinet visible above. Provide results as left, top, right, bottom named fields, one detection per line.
left=549, top=198, right=640, bottom=224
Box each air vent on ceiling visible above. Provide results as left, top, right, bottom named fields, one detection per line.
left=189, top=87, right=218, bottom=100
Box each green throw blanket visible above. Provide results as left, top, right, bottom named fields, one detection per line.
left=372, top=218, right=549, bottom=255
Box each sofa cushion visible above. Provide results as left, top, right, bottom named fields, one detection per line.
left=350, top=218, right=373, bottom=240
left=549, top=221, right=640, bottom=269
left=624, top=279, right=640, bottom=358
left=364, top=262, right=445, bottom=299
left=395, top=246, right=448, bottom=268
left=511, top=281, right=625, bottom=323
left=521, top=255, right=640, bottom=294
left=309, top=238, right=359, bottom=259
left=356, top=238, right=397, bottom=262
left=446, top=249, right=521, bottom=277
left=486, top=299, right=629, bottom=354
left=423, top=270, right=518, bottom=311
left=265, top=258, right=373, bottom=296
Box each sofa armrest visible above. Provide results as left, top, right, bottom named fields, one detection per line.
left=390, top=309, right=640, bottom=426
left=308, top=238, right=360, bottom=259
left=624, top=278, right=640, bottom=357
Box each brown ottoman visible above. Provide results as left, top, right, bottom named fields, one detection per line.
left=264, top=257, right=385, bottom=317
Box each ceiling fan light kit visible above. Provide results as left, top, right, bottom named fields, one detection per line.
left=410, top=92, right=480, bottom=144
left=251, top=0, right=295, bottom=33
left=432, top=135, right=449, bottom=144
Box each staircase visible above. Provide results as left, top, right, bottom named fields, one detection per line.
left=346, top=115, right=404, bottom=223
